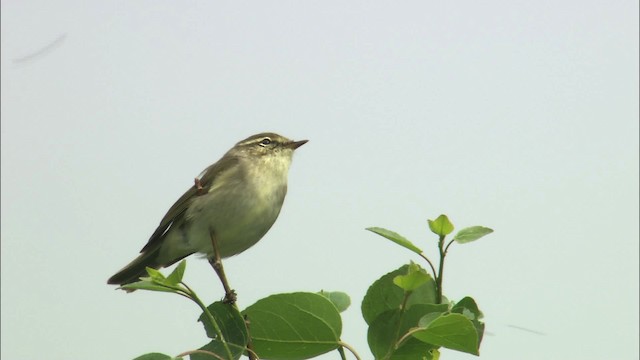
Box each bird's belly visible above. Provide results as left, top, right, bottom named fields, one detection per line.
left=181, top=185, right=286, bottom=258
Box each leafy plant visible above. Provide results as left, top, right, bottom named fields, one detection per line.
left=121, top=214, right=492, bottom=359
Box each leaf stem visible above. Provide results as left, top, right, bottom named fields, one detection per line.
left=338, top=341, right=363, bottom=360
left=175, top=349, right=227, bottom=360
left=418, top=252, right=438, bottom=280
left=395, top=327, right=424, bottom=348
left=383, top=292, right=411, bottom=360
left=338, top=346, right=347, bottom=360
left=181, top=281, right=235, bottom=360
left=443, top=239, right=455, bottom=255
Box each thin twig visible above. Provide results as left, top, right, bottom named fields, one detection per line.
left=244, top=315, right=258, bottom=360
left=435, top=235, right=446, bottom=304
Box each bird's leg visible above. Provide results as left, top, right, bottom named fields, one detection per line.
left=208, top=230, right=236, bottom=304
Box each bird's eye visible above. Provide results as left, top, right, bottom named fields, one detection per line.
left=259, top=138, right=272, bottom=146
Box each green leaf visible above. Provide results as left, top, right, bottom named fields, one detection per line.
left=367, top=309, right=424, bottom=360
left=453, top=226, right=493, bottom=244
left=145, top=267, right=166, bottom=280
left=393, top=263, right=433, bottom=292
left=120, top=280, right=176, bottom=293
left=451, top=297, right=483, bottom=321
left=368, top=304, right=447, bottom=360
left=430, top=348, right=440, bottom=360
left=418, top=312, right=442, bottom=327
left=318, top=290, right=351, bottom=312
left=165, top=260, right=186, bottom=286
left=413, top=313, right=480, bottom=355
left=362, top=265, right=438, bottom=325
left=243, top=292, right=342, bottom=359
left=428, top=215, right=454, bottom=236
left=195, top=301, right=248, bottom=360
left=132, top=353, right=174, bottom=360
left=390, top=340, right=439, bottom=360
left=366, top=227, right=423, bottom=254
left=451, top=297, right=485, bottom=347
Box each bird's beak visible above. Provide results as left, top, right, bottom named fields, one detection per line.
left=288, top=139, right=308, bottom=150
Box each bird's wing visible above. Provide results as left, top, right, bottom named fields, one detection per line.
left=139, top=156, right=241, bottom=253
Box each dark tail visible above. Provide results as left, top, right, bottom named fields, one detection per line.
left=107, top=248, right=161, bottom=286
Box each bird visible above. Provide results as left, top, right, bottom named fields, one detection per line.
left=108, top=132, right=307, bottom=298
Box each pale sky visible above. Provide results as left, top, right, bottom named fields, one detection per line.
left=1, top=1, right=638, bottom=360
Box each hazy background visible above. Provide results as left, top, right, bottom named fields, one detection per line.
left=2, top=1, right=638, bottom=359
